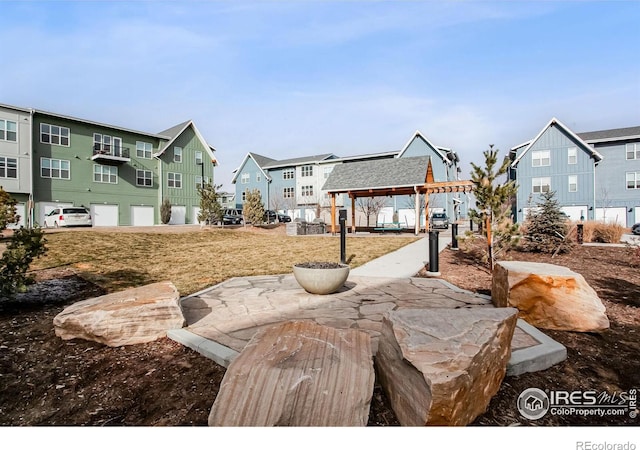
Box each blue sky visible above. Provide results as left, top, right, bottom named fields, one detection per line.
left=1, top=0, right=639, bottom=191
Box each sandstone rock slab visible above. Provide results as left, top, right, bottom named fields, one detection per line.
left=492, top=261, right=609, bottom=332
left=53, top=281, right=185, bottom=347
left=208, top=320, right=374, bottom=426
left=376, top=307, right=518, bottom=426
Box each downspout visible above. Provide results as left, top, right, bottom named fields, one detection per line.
left=593, top=159, right=597, bottom=221
left=155, top=152, right=162, bottom=225
left=29, top=108, right=34, bottom=228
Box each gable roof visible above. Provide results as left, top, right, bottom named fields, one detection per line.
left=322, top=156, right=431, bottom=193
left=154, top=120, right=217, bottom=162
left=262, top=153, right=336, bottom=169
left=577, top=126, right=640, bottom=143
left=511, top=117, right=603, bottom=168
left=230, top=152, right=275, bottom=184
left=397, top=130, right=450, bottom=163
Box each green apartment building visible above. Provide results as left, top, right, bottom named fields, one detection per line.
left=1, top=102, right=217, bottom=227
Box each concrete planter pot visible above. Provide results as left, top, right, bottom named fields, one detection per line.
left=292, top=262, right=350, bottom=295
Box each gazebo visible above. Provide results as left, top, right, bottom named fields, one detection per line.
left=322, top=156, right=473, bottom=235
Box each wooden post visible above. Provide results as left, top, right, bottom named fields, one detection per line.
left=424, top=192, right=430, bottom=233
left=331, top=193, right=338, bottom=235
left=414, top=188, right=420, bottom=235
left=485, top=212, right=493, bottom=269
left=350, top=194, right=356, bottom=234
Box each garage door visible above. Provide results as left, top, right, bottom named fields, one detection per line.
left=7, top=203, right=26, bottom=229
left=635, top=207, right=640, bottom=225
left=595, top=207, right=627, bottom=226
left=38, top=202, right=73, bottom=227
left=560, top=205, right=588, bottom=222
left=91, top=204, right=119, bottom=227
left=192, top=207, right=201, bottom=225
left=169, top=205, right=186, bottom=225
left=131, top=206, right=155, bottom=226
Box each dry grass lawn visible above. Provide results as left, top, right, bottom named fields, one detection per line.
left=31, top=227, right=419, bottom=295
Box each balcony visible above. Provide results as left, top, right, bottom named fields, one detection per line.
left=91, top=144, right=131, bottom=164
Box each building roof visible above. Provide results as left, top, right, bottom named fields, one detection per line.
left=230, top=152, right=276, bottom=183
left=577, top=126, right=640, bottom=143
left=397, top=130, right=452, bottom=163
left=262, top=153, right=336, bottom=169
left=322, top=156, right=431, bottom=193
left=511, top=117, right=603, bottom=168
left=153, top=120, right=217, bottom=162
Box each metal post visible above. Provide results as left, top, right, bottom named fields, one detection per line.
left=339, top=209, right=347, bottom=264
left=469, top=218, right=473, bottom=232
left=427, top=230, right=440, bottom=276
left=451, top=223, right=459, bottom=250
left=577, top=223, right=584, bottom=245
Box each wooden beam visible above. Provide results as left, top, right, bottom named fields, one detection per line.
left=351, top=195, right=356, bottom=234
left=414, top=187, right=420, bottom=235
left=330, top=193, right=336, bottom=235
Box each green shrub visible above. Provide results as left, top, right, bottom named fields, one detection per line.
left=520, top=190, right=571, bottom=253
left=1, top=226, right=47, bottom=297
left=243, top=189, right=265, bottom=225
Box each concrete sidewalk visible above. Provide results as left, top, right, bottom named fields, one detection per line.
left=351, top=232, right=450, bottom=278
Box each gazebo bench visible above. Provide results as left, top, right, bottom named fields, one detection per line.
left=374, top=222, right=403, bottom=233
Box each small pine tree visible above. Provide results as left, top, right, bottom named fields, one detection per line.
left=521, top=190, right=571, bottom=253
left=0, top=186, right=47, bottom=297
left=469, top=146, right=520, bottom=268
left=198, top=182, right=223, bottom=225
left=243, top=189, right=265, bottom=225
left=160, top=198, right=172, bottom=224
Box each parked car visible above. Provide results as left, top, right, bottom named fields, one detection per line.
left=44, top=207, right=92, bottom=228
left=430, top=212, right=449, bottom=230
left=632, top=223, right=640, bottom=236
left=264, top=210, right=291, bottom=223
left=222, top=208, right=243, bottom=225
left=277, top=213, right=292, bottom=223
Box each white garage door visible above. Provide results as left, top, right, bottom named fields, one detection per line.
left=91, top=204, right=119, bottom=227
left=635, top=207, right=640, bottom=225
left=7, top=203, right=26, bottom=229
left=38, top=202, right=73, bottom=227
left=169, top=205, right=186, bottom=225
left=560, top=205, right=588, bottom=222
left=192, top=207, right=201, bottom=225
left=595, top=207, right=627, bottom=226
left=131, top=206, right=155, bottom=226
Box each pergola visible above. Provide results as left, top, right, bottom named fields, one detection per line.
left=325, top=157, right=473, bottom=235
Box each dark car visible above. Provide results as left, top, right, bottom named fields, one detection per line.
left=632, top=223, right=640, bottom=236
left=222, top=208, right=243, bottom=225
left=431, top=212, right=449, bottom=230
left=264, top=210, right=291, bottom=223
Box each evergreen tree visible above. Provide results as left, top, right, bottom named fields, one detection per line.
left=160, top=198, right=172, bottom=224
left=243, top=189, right=265, bottom=225
left=197, top=182, right=223, bottom=225
left=469, top=145, right=519, bottom=268
left=521, top=190, right=571, bottom=253
left=0, top=187, right=47, bottom=297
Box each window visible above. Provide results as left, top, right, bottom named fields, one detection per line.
left=174, top=147, right=182, bottom=163
left=136, top=141, right=152, bottom=159
left=323, top=167, right=333, bottom=179
left=301, top=165, right=313, bottom=177
left=283, top=168, right=295, bottom=180
left=283, top=187, right=294, bottom=198
left=627, top=172, right=640, bottom=189
left=568, top=175, right=577, bottom=192
left=136, top=169, right=153, bottom=187
left=241, top=173, right=250, bottom=184
left=195, top=151, right=203, bottom=165
left=93, top=165, right=118, bottom=183
left=40, top=123, right=70, bottom=146
left=532, top=150, right=550, bottom=167
left=93, top=133, right=122, bottom=155
left=168, top=172, right=182, bottom=188
left=0, top=157, right=17, bottom=178
left=0, top=119, right=17, bottom=142
left=256, top=172, right=261, bottom=182
left=568, top=147, right=577, bottom=165
left=626, top=143, right=640, bottom=160
left=532, top=177, right=550, bottom=193
left=195, top=176, right=210, bottom=189
left=301, top=185, right=313, bottom=197
left=41, top=158, right=70, bottom=179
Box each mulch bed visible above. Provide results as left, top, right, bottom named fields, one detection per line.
left=1, top=240, right=638, bottom=426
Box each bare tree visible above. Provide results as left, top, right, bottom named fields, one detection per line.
left=356, top=197, right=387, bottom=227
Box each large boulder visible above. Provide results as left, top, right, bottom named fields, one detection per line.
left=375, top=307, right=518, bottom=426
left=53, top=281, right=185, bottom=347
left=492, top=261, right=609, bottom=332
left=208, top=320, right=374, bottom=426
